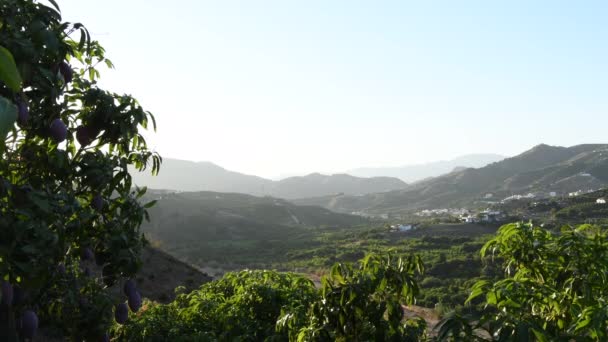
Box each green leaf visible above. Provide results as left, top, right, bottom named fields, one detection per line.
left=0, top=96, right=17, bottom=141
left=47, top=0, right=61, bottom=12
left=0, top=46, right=22, bottom=91
left=531, top=328, right=549, bottom=342
left=465, top=280, right=489, bottom=304
left=144, top=200, right=157, bottom=208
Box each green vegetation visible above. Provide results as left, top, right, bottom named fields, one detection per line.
left=142, top=190, right=367, bottom=268
left=4, top=1, right=608, bottom=341
left=115, top=222, right=608, bottom=341
left=112, top=254, right=427, bottom=341
left=438, top=222, right=608, bottom=341
left=145, top=196, right=501, bottom=309
left=0, top=1, right=159, bottom=340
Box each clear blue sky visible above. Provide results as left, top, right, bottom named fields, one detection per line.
left=58, top=0, right=608, bottom=178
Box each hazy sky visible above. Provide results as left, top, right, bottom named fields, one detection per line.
left=58, top=0, right=608, bottom=178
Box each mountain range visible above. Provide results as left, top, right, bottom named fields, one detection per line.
left=347, top=154, right=506, bottom=182
left=130, top=159, right=407, bottom=199
left=293, top=144, right=608, bottom=214
left=130, top=154, right=507, bottom=200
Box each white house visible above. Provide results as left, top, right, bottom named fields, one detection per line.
left=463, top=216, right=478, bottom=223
left=597, top=198, right=606, bottom=204
left=398, top=224, right=413, bottom=232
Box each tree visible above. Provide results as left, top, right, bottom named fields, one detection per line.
left=437, top=222, right=608, bottom=341
left=281, top=254, right=426, bottom=341
left=0, top=0, right=160, bottom=340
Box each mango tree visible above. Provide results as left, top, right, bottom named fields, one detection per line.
left=0, top=0, right=160, bottom=340
left=437, top=223, right=608, bottom=341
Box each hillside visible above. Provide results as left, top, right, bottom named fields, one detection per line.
left=492, top=188, right=608, bottom=225
left=130, top=159, right=273, bottom=194
left=294, top=144, right=608, bottom=214
left=130, top=159, right=407, bottom=199
left=271, top=173, right=406, bottom=199
left=140, top=190, right=367, bottom=270
left=348, top=153, right=506, bottom=182
left=137, top=247, right=212, bottom=302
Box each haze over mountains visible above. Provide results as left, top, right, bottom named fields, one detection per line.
left=347, top=154, right=506, bottom=182
left=132, top=144, right=608, bottom=217
left=294, top=144, right=608, bottom=214
left=131, top=154, right=504, bottom=199
left=131, top=159, right=408, bottom=199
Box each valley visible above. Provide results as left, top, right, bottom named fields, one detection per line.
left=137, top=144, right=608, bottom=314
left=6, top=1, right=607, bottom=339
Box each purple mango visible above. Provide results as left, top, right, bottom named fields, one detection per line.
left=91, top=194, right=104, bottom=212
left=49, top=118, right=67, bottom=143
left=123, top=279, right=137, bottom=297
left=1, top=281, right=13, bottom=306
left=128, top=291, right=142, bottom=312
left=12, top=285, right=24, bottom=305
left=81, top=247, right=94, bottom=261
left=76, top=125, right=98, bottom=146
left=17, top=101, right=29, bottom=124
left=21, top=310, right=38, bottom=339
left=114, top=303, right=128, bottom=324
left=59, top=62, right=73, bottom=83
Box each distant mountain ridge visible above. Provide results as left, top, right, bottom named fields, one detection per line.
left=130, top=159, right=407, bottom=199
left=293, top=144, right=608, bottom=214
left=347, top=154, right=506, bottom=182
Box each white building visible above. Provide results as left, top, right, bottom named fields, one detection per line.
left=462, top=216, right=478, bottom=223
left=398, top=224, right=413, bottom=232
left=390, top=224, right=414, bottom=232
left=597, top=198, right=606, bottom=204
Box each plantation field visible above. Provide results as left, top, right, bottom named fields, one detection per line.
left=401, top=223, right=499, bottom=238
left=146, top=222, right=502, bottom=308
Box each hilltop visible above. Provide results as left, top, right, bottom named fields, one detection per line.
left=348, top=153, right=505, bottom=182
left=130, top=159, right=407, bottom=199
left=294, top=144, right=608, bottom=215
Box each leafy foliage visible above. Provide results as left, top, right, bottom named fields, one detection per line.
left=0, top=0, right=159, bottom=339
left=113, top=254, right=427, bottom=341
left=438, top=222, right=608, bottom=341
left=283, top=254, right=426, bottom=341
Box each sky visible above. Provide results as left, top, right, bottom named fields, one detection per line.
left=57, top=0, right=608, bottom=178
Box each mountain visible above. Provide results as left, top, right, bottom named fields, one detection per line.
left=140, top=190, right=367, bottom=269
left=130, top=159, right=272, bottom=195
left=130, top=159, right=408, bottom=199
left=293, top=144, right=608, bottom=215
left=347, top=154, right=506, bottom=182
left=271, top=173, right=407, bottom=199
